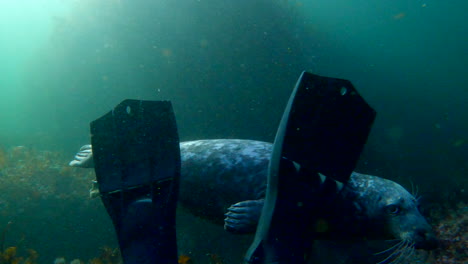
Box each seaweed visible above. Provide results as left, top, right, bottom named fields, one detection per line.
left=88, top=247, right=122, bottom=264
left=207, top=253, right=224, bottom=264
left=0, top=221, right=37, bottom=264
left=178, top=254, right=193, bottom=264
left=0, top=146, right=8, bottom=169
left=0, top=246, right=37, bottom=264
left=0, top=222, right=12, bottom=253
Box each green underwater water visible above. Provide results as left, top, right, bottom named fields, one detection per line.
left=0, top=0, right=466, bottom=263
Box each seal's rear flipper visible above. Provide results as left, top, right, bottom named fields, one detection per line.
left=69, top=144, right=94, bottom=168
left=91, top=100, right=180, bottom=264
left=244, top=72, right=376, bottom=264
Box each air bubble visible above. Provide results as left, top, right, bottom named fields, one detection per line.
left=340, top=87, right=347, bottom=96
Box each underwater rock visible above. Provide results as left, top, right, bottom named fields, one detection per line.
left=53, top=257, right=66, bottom=264
left=69, top=259, right=83, bottom=264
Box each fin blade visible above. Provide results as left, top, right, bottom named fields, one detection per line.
left=279, top=72, right=376, bottom=182
left=245, top=72, right=376, bottom=264
left=91, top=100, right=180, bottom=193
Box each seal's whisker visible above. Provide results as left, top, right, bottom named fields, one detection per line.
left=389, top=239, right=415, bottom=264
left=392, top=241, right=415, bottom=264
left=373, top=240, right=403, bottom=255
left=415, top=195, right=422, bottom=202
left=405, top=243, right=415, bottom=261
left=409, top=179, right=421, bottom=201
left=376, top=250, right=400, bottom=264
left=400, top=243, right=415, bottom=264
left=394, top=241, right=410, bottom=264
left=375, top=252, right=394, bottom=264
left=391, top=240, right=412, bottom=264
left=375, top=240, right=407, bottom=264
left=384, top=238, right=401, bottom=242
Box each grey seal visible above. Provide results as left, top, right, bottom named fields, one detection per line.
left=70, top=139, right=437, bottom=255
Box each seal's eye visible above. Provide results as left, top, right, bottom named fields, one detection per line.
left=386, top=204, right=400, bottom=215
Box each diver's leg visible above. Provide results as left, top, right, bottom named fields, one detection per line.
left=244, top=72, right=376, bottom=264
left=91, top=100, right=180, bottom=264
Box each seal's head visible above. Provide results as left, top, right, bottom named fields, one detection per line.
left=347, top=173, right=438, bottom=251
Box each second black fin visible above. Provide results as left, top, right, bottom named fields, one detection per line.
left=244, top=72, right=376, bottom=264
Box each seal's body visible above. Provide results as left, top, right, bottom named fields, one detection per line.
left=176, top=139, right=437, bottom=251
left=71, top=139, right=438, bottom=252
left=179, top=139, right=269, bottom=224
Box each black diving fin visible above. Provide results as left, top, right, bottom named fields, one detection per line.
left=244, top=72, right=376, bottom=264
left=90, top=100, right=180, bottom=264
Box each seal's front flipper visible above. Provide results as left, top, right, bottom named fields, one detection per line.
left=91, top=100, right=180, bottom=264
left=224, top=199, right=264, bottom=234
left=244, top=72, right=376, bottom=264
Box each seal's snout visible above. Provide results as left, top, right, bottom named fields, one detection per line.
left=414, top=228, right=439, bottom=250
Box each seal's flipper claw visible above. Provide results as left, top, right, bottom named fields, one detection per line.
left=69, top=145, right=94, bottom=168
left=224, top=199, right=264, bottom=234
left=244, top=72, right=376, bottom=264
left=225, top=210, right=249, bottom=219
left=91, top=100, right=180, bottom=264
left=227, top=206, right=249, bottom=214
left=224, top=217, right=257, bottom=234
left=79, top=144, right=92, bottom=151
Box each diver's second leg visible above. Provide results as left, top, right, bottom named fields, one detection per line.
left=91, top=100, right=180, bottom=264
left=102, top=183, right=178, bottom=264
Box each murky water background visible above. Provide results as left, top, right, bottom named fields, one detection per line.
left=0, top=0, right=466, bottom=263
